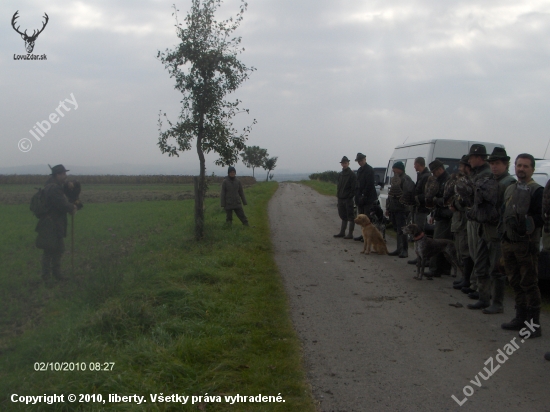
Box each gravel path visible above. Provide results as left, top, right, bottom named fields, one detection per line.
left=269, top=182, right=549, bottom=412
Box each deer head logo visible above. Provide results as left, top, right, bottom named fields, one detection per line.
left=11, top=11, right=49, bottom=54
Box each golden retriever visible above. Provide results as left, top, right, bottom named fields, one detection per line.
left=354, top=214, right=388, bottom=255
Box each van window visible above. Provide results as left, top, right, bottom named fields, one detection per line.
left=385, top=159, right=407, bottom=186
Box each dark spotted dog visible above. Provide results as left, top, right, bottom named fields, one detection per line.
left=402, top=223, right=462, bottom=280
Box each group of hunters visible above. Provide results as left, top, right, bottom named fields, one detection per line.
left=335, top=145, right=549, bottom=360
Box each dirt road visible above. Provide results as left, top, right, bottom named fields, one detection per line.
left=269, top=183, right=549, bottom=412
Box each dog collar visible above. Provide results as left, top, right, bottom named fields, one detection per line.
left=413, top=232, right=425, bottom=241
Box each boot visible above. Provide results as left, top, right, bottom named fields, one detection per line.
left=344, top=221, right=355, bottom=239
left=41, top=253, right=52, bottom=281
left=399, top=235, right=408, bottom=258
left=388, top=234, right=402, bottom=256
left=522, top=307, right=542, bottom=338
left=545, top=352, right=550, bottom=361
left=407, top=258, right=418, bottom=265
left=454, top=257, right=473, bottom=290
left=334, top=220, right=347, bottom=238
left=483, top=276, right=505, bottom=314
left=52, top=253, right=67, bottom=281
left=468, top=291, right=479, bottom=300
left=354, top=235, right=364, bottom=241
left=501, top=306, right=528, bottom=330
left=467, top=277, right=491, bottom=309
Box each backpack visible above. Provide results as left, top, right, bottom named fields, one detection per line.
left=399, top=175, right=416, bottom=205
left=30, top=186, right=51, bottom=218
left=467, top=176, right=499, bottom=224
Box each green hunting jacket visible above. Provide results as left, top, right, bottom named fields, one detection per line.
left=337, top=167, right=357, bottom=199
left=35, top=177, right=74, bottom=249
left=482, top=172, right=516, bottom=241
left=221, top=177, right=247, bottom=210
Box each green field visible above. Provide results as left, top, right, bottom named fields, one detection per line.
left=298, top=180, right=336, bottom=196
left=0, top=182, right=316, bottom=411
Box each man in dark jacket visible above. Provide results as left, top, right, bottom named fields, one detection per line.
left=500, top=153, right=543, bottom=338
left=427, top=159, right=453, bottom=276
left=407, top=157, right=431, bottom=264
left=385, top=161, right=413, bottom=258
left=354, top=152, right=377, bottom=242
left=334, top=156, right=358, bottom=239
left=462, top=144, right=492, bottom=297
left=468, top=148, right=516, bottom=312
left=36, top=164, right=77, bottom=282
left=221, top=166, right=249, bottom=226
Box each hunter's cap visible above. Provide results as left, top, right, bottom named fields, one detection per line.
left=392, top=161, right=405, bottom=171
left=429, top=159, right=445, bottom=172
left=228, top=166, right=236, bottom=174
left=468, top=144, right=488, bottom=156
left=340, top=156, right=350, bottom=163
left=355, top=153, right=366, bottom=161
left=459, top=155, right=470, bottom=166
left=487, top=147, right=510, bottom=162
left=50, top=164, right=69, bottom=175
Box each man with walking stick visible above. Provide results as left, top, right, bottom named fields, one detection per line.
left=34, top=165, right=80, bottom=284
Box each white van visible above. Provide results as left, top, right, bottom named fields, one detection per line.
left=379, top=139, right=505, bottom=210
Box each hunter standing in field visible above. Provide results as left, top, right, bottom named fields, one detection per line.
left=334, top=156, right=358, bottom=239
left=221, top=166, right=249, bottom=226
left=35, top=165, right=77, bottom=283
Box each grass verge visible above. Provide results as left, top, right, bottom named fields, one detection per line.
left=0, top=182, right=316, bottom=411
left=298, top=180, right=336, bottom=196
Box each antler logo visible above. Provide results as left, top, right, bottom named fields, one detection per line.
left=11, top=11, right=49, bottom=54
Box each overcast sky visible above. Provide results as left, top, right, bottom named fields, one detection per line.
left=1, top=0, right=550, bottom=175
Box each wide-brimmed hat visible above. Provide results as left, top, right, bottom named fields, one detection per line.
left=468, top=144, right=488, bottom=157
left=355, top=152, right=366, bottom=161
left=340, top=156, right=350, bottom=163
left=50, top=164, right=69, bottom=175
left=459, top=155, right=470, bottom=166
left=487, top=147, right=510, bottom=162
left=429, top=159, right=445, bottom=172
left=392, top=161, right=405, bottom=171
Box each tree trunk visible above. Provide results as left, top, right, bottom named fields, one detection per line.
left=195, top=122, right=207, bottom=240
left=252, top=167, right=255, bottom=177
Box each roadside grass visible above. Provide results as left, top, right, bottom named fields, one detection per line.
left=0, top=182, right=316, bottom=411
left=298, top=180, right=336, bottom=196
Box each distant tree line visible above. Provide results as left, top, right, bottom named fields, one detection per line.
left=240, top=145, right=277, bottom=182
left=309, top=171, right=339, bottom=184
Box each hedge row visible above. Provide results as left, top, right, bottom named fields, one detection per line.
left=308, top=171, right=339, bottom=184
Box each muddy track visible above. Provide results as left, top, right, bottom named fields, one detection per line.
left=269, top=182, right=549, bottom=412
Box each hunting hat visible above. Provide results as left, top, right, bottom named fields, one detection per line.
left=468, top=144, right=488, bottom=157
left=340, top=156, right=350, bottom=163
left=487, top=147, right=510, bottom=162
left=228, top=166, right=236, bottom=174
left=429, top=159, right=445, bottom=172
left=50, top=164, right=69, bottom=175
left=392, top=161, right=405, bottom=171
left=459, top=155, right=470, bottom=166
left=355, top=152, right=366, bottom=161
